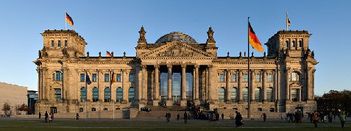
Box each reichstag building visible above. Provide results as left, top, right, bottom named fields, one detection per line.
left=34, top=27, right=318, bottom=118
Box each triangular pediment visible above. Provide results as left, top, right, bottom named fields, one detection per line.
left=141, top=42, right=213, bottom=59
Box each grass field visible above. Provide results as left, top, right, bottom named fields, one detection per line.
left=0, top=118, right=349, bottom=131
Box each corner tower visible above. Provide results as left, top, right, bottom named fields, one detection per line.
left=40, top=29, right=86, bottom=58
left=266, top=30, right=318, bottom=112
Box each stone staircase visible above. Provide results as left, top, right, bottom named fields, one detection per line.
left=137, top=106, right=187, bottom=119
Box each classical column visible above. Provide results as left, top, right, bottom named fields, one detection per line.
left=262, top=70, right=266, bottom=102
left=225, top=69, right=230, bottom=102
left=44, top=68, right=49, bottom=100
left=154, top=65, right=160, bottom=100
left=123, top=69, right=129, bottom=102
left=276, top=68, right=281, bottom=101
left=181, top=64, right=187, bottom=100
left=208, top=65, right=213, bottom=101
left=142, top=65, right=147, bottom=100
left=167, top=64, right=172, bottom=100
left=195, top=65, right=200, bottom=100
left=110, top=70, right=116, bottom=102
left=192, top=67, right=195, bottom=100
left=205, top=67, right=209, bottom=100
left=238, top=70, right=242, bottom=102
left=250, top=70, right=255, bottom=102
left=98, top=69, right=104, bottom=102
left=137, top=65, right=142, bottom=101
left=38, top=68, right=43, bottom=100
left=286, top=69, right=291, bottom=101
left=150, top=70, right=154, bottom=101
left=306, top=67, right=312, bottom=100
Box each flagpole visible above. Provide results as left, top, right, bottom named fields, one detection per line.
left=64, top=11, right=67, bottom=30
left=85, top=70, right=88, bottom=119
left=285, top=12, right=288, bottom=30
left=247, top=17, right=251, bottom=119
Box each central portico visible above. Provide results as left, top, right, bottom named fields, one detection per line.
left=136, top=30, right=217, bottom=107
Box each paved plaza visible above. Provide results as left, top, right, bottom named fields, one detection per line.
left=0, top=117, right=349, bottom=131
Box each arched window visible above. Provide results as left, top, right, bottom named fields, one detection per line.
left=266, top=87, right=273, bottom=102
left=128, top=87, right=135, bottom=102
left=243, top=87, right=248, bottom=102
left=231, top=87, right=238, bottom=102
left=92, top=87, right=99, bottom=102
left=58, top=40, right=61, bottom=47
left=291, top=72, right=300, bottom=82
left=51, top=40, right=54, bottom=47
left=285, top=39, right=290, bottom=49
left=104, top=87, right=111, bottom=102
left=292, top=40, right=296, bottom=48
left=80, top=87, right=87, bottom=102
left=255, top=87, right=263, bottom=102
left=218, top=87, right=225, bottom=102
left=116, top=87, right=123, bottom=102
left=299, top=39, right=303, bottom=48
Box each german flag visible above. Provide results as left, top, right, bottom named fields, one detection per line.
left=248, top=22, right=264, bottom=52
left=110, top=72, right=115, bottom=85
left=65, top=12, right=74, bottom=26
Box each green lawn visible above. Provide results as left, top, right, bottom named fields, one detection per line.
left=0, top=118, right=348, bottom=131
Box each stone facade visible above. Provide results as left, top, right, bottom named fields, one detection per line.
left=34, top=27, right=318, bottom=118
left=0, top=82, right=27, bottom=115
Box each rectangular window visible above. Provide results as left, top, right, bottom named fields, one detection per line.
left=54, top=88, right=62, bottom=101
left=80, top=73, right=85, bottom=82
left=256, top=73, right=261, bottom=82
left=129, top=73, right=135, bottom=82
left=231, top=73, right=237, bottom=82
left=55, top=71, right=62, bottom=81
left=291, top=89, right=300, bottom=102
left=64, top=40, right=68, bottom=47
left=267, top=74, right=273, bottom=82
left=266, top=88, right=273, bottom=102
left=92, top=74, right=97, bottom=82
left=243, top=73, right=248, bottom=82
left=219, top=73, right=225, bottom=82
left=58, top=40, right=61, bottom=47
left=104, top=73, right=110, bottom=82
left=116, top=74, right=121, bottom=82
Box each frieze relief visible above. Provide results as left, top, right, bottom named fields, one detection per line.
left=142, top=42, right=212, bottom=59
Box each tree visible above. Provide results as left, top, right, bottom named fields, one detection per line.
left=317, top=90, right=351, bottom=114
left=2, top=103, right=12, bottom=117
left=17, top=104, right=28, bottom=112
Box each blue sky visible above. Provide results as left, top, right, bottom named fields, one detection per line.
left=0, top=0, right=350, bottom=95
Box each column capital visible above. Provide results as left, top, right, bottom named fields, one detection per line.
left=167, top=64, right=172, bottom=69
left=194, top=64, right=199, bottom=68
left=153, top=64, right=160, bottom=69
left=181, top=64, right=187, bottom=68
left=141, top=64, right=147, bottom=69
